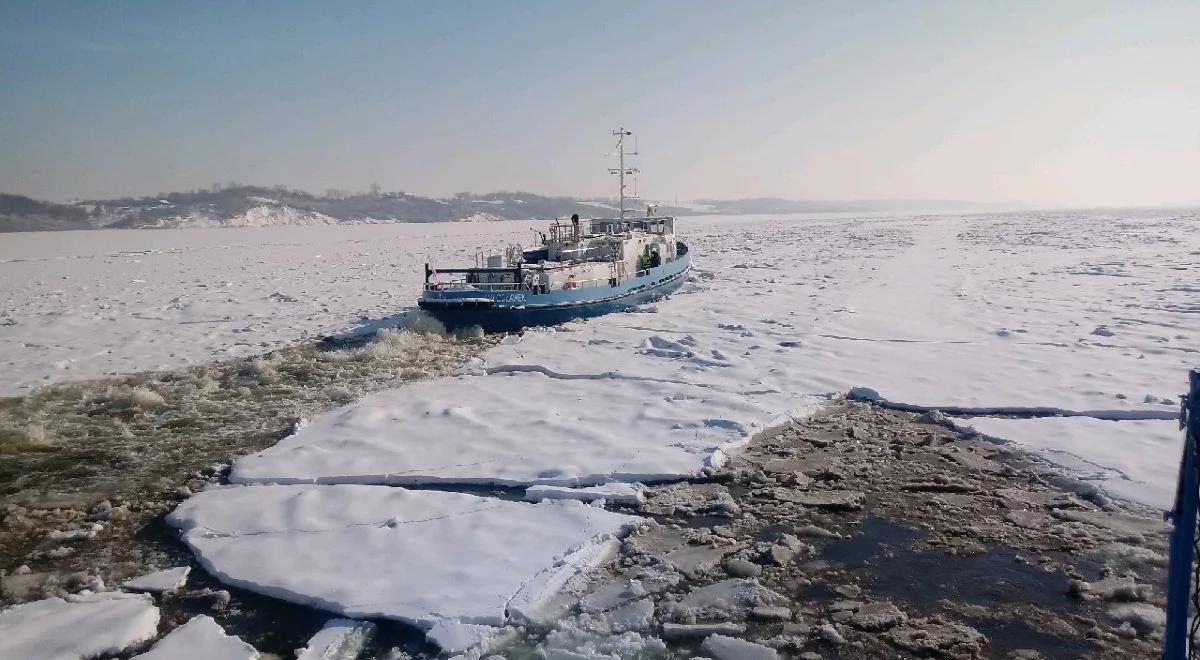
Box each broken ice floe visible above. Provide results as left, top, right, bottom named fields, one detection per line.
left=424, top=620, right=517, bottom=657
left=167, top=484, right=638, bottom=629
left=231, top=371, right=818, bottom=487
left=666, top=578, right=789, bottom=623
left=132, top=614, right=258, bottom=660
left=296, top=618, right=375, bottom=660
left=524, top=483, right=645, bottom=507
left=0, top=591, right=160, bottom=660
left=122, top=566, right=191, bottom=594
left=533, top=614, right=668, bottom=660
left=701, top=633, right=779, bottom=660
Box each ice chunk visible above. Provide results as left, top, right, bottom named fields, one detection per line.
left=1108, top=603, right=1166, bottom=637
left=671, top=578, right=789, bottom=622
left=701, top=634, right=779, bottom=660
left=230, top=372, right=807, bottom=487
left=168, top=484, right=637, bottom=628
left=425, top=620, right=516, bottom=655
left=538, top=614, right=668, bottom=660
left=580, top=578, right=648, bottom=614
left=664, top=542, right=737, bottom=579
left=602, top=598, right=655, bottom=633
left=525, top=483, right=645, bottom=507
left=0, top=592, right=159, bottom=660
left=847, top=386, right=882, bottom=402
left=132, top=615, right=258, bottom=659
left=296, top=618, right=375, bottom=660
left=122, top=566, right=191, bottom=594
left=507, top=537, right=622, bottom=625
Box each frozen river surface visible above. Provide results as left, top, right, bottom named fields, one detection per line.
left=4, top=210, right=1197, bottom=504
left=3, top=209, right=1198, bottom=651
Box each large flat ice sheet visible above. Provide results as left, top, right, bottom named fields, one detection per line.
left=948, top=416, right=1182, bottom=508
left=231, top=371, right=821, bottom=486
left=0, top=592, right=160, bottom=660
left=483, top=213, right=1197, bottom=417
left=167, top=484, right=638, bottom=628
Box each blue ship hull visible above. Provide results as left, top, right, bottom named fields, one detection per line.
left=419, top=251, right=691, bottom=333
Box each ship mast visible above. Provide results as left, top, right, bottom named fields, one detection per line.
left=608, top=127, right=639, bottom=218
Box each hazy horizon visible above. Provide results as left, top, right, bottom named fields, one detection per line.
left=3, top=1, right=1198, bottom=207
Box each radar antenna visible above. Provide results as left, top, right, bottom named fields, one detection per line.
left=608, top=128, right=640, bottom=218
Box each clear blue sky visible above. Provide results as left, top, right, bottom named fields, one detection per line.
left=2, top=1, right=1198, bottom=205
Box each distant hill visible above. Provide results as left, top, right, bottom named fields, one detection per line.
left=0, top=194, right=100, bottom=232
left=0, top=186, right=991, bottom=232
left=0, top=187, right=635, bottom=232
left=86, top=187, right=632, bottom=229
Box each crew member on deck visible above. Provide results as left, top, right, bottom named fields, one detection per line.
left=638, top=246, right=650, bottom=272
left=650, top=249, right=661, bottom=268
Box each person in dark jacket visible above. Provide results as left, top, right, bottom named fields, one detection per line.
left=649, top=249, right=661, bottom=268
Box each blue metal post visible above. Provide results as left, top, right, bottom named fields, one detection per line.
left=1164, top=369, right=1200, bottom=659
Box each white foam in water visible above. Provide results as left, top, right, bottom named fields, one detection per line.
left=0, top=592, right=160, bottom=660
left=166, top=484, right=639, bottom=629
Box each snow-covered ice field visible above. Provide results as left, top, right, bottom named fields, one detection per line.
left=213, top=209, right=1200, bottom=507
left=3, top=210, right=1196, bottom=502
left=0, top=222, right=535, bottom=395
left=4, top=209, right=1198, bottom=650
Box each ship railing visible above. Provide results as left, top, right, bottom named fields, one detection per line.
left=424, top=267, right=661, bottom=294
left=424, top=281, right=525, bottom=292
